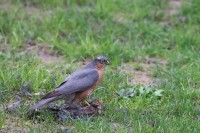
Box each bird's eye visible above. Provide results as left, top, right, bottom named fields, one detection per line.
left=100, top=60, right=104, bottom=64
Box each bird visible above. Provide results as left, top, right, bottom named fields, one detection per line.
left=27, top=56, right=109, bottom=114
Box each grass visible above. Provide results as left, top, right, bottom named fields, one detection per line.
left=0, top=0, right=200, bottom=132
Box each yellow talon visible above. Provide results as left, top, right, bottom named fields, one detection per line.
left=84, top=100, right=90, bottom=106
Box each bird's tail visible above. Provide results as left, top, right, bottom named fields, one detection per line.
left=27, top=97, right=57, bottom=115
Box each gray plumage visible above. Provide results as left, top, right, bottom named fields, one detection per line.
left=27, top=61, right=99, bottom=114
left=56, top=69, right=99, bottom=94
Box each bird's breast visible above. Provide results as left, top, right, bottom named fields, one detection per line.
left=97, top=68, right=104, bottom=83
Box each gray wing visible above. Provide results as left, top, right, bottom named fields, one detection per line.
left=63, top=66, right=91, bottom=82
left=27, top=69, right=99, bottom=114
left=55, top=69, right=99, bottom=95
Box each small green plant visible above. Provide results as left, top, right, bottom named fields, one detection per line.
left=117, top=85, right=164, bottom=99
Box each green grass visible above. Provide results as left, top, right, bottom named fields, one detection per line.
left=0, top=0, right=200, bottom=132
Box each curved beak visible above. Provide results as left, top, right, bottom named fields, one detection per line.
left=106, top=60, right=110, bottom=65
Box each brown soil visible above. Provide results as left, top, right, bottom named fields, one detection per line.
left=160, top=0, right=182, bottom=26
left=166, top=0, right=181, bottom=16
left=0, top=0, right=11, bottom=11
left=2, top=117, right=29, bottom=133
left=118, top=56, right=167, bottom=86
left=26, top=40, right=65, bottom=64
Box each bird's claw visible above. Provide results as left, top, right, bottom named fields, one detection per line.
left=84, top=100, right=91, bottom=107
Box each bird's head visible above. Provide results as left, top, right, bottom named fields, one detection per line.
left=94, top=56, right=110, bottom=69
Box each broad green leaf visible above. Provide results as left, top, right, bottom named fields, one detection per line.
left=154, top=89, right=164, bottom=97
left=117, top=88, right=137, bottom=98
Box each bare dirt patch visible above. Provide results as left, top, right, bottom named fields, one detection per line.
left=0, top=0, right=12, bottom=11
left=118, top=56, right=167, bottom=86
left=23, top=0, right=43, bottom=16
left=112, top=12, right=130, bottom=25
left=37, top=45, right=61, bottom=64
left=166, top=0, right=181, bottom=16
left=25, top=6, right=41, bottom=16
left=26, top=40, right=65, bottom=65
left=2, top=116, right=29, bottom=133
left=160, top=0, right=182, bottom=26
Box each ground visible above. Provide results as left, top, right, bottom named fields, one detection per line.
left=0, top=0, right=200, bottom=132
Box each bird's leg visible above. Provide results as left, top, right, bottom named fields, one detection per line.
left=84, top=100, right=91, bottom=106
